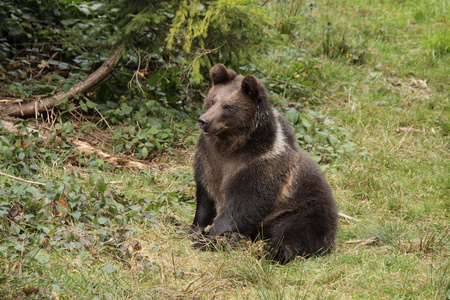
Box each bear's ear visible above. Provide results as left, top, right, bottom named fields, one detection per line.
left=210, top=64, right=237, bottom=85
left=242, top=75, right=259, bottom=99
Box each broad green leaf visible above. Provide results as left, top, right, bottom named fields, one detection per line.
left=286, top=108, right=299, bottom=124
left=10, top=224, right=21, bottom=235
left=35, top=249, right=50, bottom=264
left=8, top=24, right=23, bottom=37
left=148, top=127, right=160, bottom=135
left=97, top=217, right=108, bottom=225
left=304, top=135, right=313, bottom=145
left=63, top=122, right=74, bottom=133
left=71, top=211, right=81, bottom=220
left=328, top=135, right=339, bottom=145
left=142, top=146, right=149, bottom=159
left=86, top=100, right=98, bottom=108
left=96, top=177, right=107, bottom=193
left=302, top=119, right=312, bottom=129
left=52, top=284, right=61, bottom=293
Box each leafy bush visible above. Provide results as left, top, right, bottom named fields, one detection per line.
left=0, top=0, right=108, bottom=67
left=284, top=107, right=357, bottom=171
left=97, top=98, right=197, bottom=158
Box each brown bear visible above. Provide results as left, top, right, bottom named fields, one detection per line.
left=190, top=64, right=338, bottom=264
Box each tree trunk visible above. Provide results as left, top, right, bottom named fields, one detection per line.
left=0, top=42, right=123, bottom=117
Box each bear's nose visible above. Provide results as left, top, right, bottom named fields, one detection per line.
left=198, top=117, right=209, bottom=129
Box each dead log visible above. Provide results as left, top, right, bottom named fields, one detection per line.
left=0, top=42, right=123, bottom=117
left=72, top=140, right=147, bottom=170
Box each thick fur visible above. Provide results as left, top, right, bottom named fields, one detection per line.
left=192, top=64, right=339, bottom=264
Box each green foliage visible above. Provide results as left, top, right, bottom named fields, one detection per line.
left=99, top=0, right=273, bottom=84
left=320, top=22, right=369, bottom=65
left=0, top=121, right=65, bottom=175
left=265, top=0, right=309, bottom=36
left=166, top=0, right=272, bottom=83
left=97, top=98, right=197, bottom=158
left=424, top=30, right=450, bottom=59
left=0, top=122, right=195, bottom=260
left=0, top=0, right=65, bottom=58
left=1, top=0, right=280, bottom=161
left=104, top=0, right=173, bottom=41
left=254, top=47, right=321, bottom=103
left=0, top=0, right=108, bottom=62
left=284, top=107, right=357, bottom=171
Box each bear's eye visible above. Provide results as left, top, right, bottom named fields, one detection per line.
left=224, top=104, right=232, bottom=111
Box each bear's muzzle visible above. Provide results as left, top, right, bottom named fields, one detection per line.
left=198, top=117, right=209, bottom=130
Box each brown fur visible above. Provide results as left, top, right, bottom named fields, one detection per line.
left=191, top=64, right=339, bottom=264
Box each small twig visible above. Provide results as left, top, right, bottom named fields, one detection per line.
left=171, top=252, right=177, bottom=281
left=108, top=181, right=123, bottom=184
left=7, top=217, right=26, bottom=231
left=0, top=171, right=45, bottom=186
left=89, top=99, right=113, bottom=132
left=129, top=41, right=148, bottom=100
left=338, top=212, right=360, bottom=222
left=266, top=78, right=314, bottom=88
left=35, top=98, right=38, bottom=119
left=185, top=43, right=226, bottom=80
left=391, top=125, right=413, bottom=151
left=183, top=258, right=219, bottom=292
left=37, top=52, right=58, bottom=77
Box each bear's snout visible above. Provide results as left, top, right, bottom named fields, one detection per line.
left=198, top=117, right=208, bottom=129
left=198, top=117, right=209, bottom=130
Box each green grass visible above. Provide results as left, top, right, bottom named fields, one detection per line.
left=1, top=0, right=449, bottom=299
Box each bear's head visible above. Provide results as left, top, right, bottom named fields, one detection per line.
left=198, top=64, right=270, bottom=137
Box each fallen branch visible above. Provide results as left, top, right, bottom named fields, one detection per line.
left=0, top=171, right=46, bottom=186
left=72, top=140, right=147, bottom=170
left=0, top=42, right=123, bottom=117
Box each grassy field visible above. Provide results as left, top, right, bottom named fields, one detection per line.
left=1, top=0, right=448, bottom=299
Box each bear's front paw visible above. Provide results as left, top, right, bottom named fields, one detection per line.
left=191, top=236, right=216, bottom=251
left=207, top=225, right=219, bottom=237
left=187, top=225, right=204, bottom=236
left=223, top=232, right=249, bottom=243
